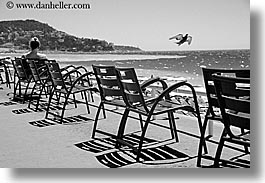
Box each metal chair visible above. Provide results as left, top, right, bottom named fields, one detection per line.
left=212, top=74, right=250, bottom=168
left=27, top=59, right=53, bottom=111
left=197, top=68, right=250, bottom=167
left=115, top=67, right=203, bottom=161
left=11, top=57, right=34, bottom=103
left=0, top=57, right=13, bottom=89
left=45, top=62, right=96, bottom=124
left=91, top=65, right=166, bottom=138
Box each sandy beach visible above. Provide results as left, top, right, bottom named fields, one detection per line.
left=0, top=81, right=247, bottom=168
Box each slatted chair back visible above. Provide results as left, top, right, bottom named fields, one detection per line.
left=27, top=60, right=43, bottom=82
left=213, top=75, right=250, bottom=137
left=12, top=58, right=30, bottom=81
left=202, top=68, right=250, bottom=117
left=92, top=65, right=122, bottom=100
left=115, top=67, right=149, bottom=112
left=46, top=62, right=66, bottom=90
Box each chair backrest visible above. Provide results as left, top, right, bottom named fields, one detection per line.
left=212, top=74, right=250, bottom=138
left=12, top=57, right=31, bottom=81
left=202, top=68, right=250, bottom=116
left=92, top=65, right=122, bottom=101
left=46, top=62, right=66, bottom=89
left=115, top=67, right=149, bottom=112
left=27, top=59, right=46, bottom=82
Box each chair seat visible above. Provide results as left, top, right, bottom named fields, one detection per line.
left=55, top=85, right=94, bottom=94
left=130, top=99, right=194, bottom=116
left=103, top=98, right=126, bottom=107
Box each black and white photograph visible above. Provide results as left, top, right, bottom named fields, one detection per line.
left=0, top=0, right=258, bottom=178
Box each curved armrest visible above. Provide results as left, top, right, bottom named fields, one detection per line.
left=72, top=71, right=94, bottom=85
left=140, top=77, right=168, bottom=90
left=63, top=69, right=82, bottom=78
left=69, top=72, right=98, bottom=92
left=62, top=66, right=89, bottom=78
left=149, top=81, right=202, bottom=115
left=63, top=69, right=82, bottom=85
left=74, top=66, right=88, bottom=73
left=60, top=65, right=76, bottom=72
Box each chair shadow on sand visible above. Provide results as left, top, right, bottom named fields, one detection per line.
left=74, top=133, right=192, bottom=168
left=11, top=100, right=82, bottom=115
left=0, top=100, right=20, bottom=106
left=28, top=114, right=93, bottom=127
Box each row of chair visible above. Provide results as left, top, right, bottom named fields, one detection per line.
left=11, top=59, right=204, bottom=162
left=9, top=57, right=250, bottom=167
left=11, top=58, right=97, bottom=124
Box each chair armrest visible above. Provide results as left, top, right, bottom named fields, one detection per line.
left=149, top=81, right=202, bottom=114
left=74, top=65, right=88, bottom=73
left=72, top=71, right=94, bottom=86
left=70, top=71, right=98, bottom=92
left=140, top=77, right=168, bottom=90
left=62, top=69, right=82, bottom=85
left=63, top=69, right=82, bottom=78
left=60, top=65, right=76, bottom=72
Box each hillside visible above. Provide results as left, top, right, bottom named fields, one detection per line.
left=0, top=19, right=141, bottom=52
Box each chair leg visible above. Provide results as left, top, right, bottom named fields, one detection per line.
left=102, top=104, right=106, bottom=119
left=213, top=130, right=226, bottom=168
left=138, top=114, right=144, bottom=131
left=240, top=128, right=250, bottom=154
left=36, top=83, right=45, bottom=111
left=168, top=111, right=179, bottom=142
left=56, top=92, right=61, bottom=105
left=73, top=93, right=77, bottom=108
left=83, top=91, right=90, bottom=114
left=45, top=88, right=55, bottom=119
left=28, top=82, right=37, bottom=109
left=24, top=79, right=32, bottom=102
left=116, top=108, right=130, bottom=148
left=90, top=91, right=94, bottom=102
left=196, top=110, right=210, bottom=167
left=13, top=80, right=19, bottom=100
left=136, top=114, right=153, bottom=162
left=92, top=102, right=103, bottom=138
left=61, top=92, right=71, bottom=124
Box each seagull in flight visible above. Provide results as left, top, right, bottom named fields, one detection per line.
left=169, top=33, right=192, bottom=46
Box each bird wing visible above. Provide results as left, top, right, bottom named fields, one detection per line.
left=169, top=34, right=183, bottom=40
left=186, top=36, right=192, bottom=45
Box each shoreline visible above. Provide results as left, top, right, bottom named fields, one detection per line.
left=0, top=48, right=250, bottom=55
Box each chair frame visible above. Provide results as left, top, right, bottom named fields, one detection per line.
left=91, top=65, right=168, bottom=139
left=212, top=74, right=250, bottom=167
left=0, top=57, right=13, bottom=89
left=45, top=62, right=95, bottom=124
left=115, top=67, right=203, bottom=162
left=197, top=68, right=250, bottom=167
left=11, top=57, right=34, bottom=103
left=27, top=59, right=53, bottom=111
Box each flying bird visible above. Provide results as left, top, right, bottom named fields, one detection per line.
left=169, top=33, right=192, bottom=46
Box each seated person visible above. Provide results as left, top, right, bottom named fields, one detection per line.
left=23, top=37, right=47, bottom=60
left=22, top=37, right=47, bottom=77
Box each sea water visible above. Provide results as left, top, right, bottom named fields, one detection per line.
left=1, top=49, right=250, bottom=87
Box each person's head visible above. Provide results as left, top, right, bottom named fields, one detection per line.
left=29, top=37, right=40, bottom=50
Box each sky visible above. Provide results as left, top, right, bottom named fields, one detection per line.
left=0, top=0, right=250, bottom=51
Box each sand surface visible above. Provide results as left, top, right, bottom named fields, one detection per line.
left=0, top=85, right=248, bottom=168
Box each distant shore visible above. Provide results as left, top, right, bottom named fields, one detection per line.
left=0, top=47, right=250, bottom=56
